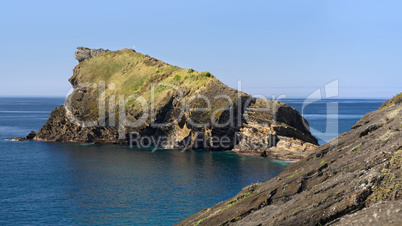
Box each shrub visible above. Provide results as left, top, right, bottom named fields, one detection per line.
left=187, top=68, right=195, bottom=73
left=201, top=71, right=211, bottom=77
left=174, top=74, right=181, bottom=81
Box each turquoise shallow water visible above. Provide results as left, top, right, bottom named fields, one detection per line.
left=0, top=97, right=384, bottom=225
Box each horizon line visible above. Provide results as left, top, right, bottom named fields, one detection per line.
left=0, top=95, right=390, bottom=100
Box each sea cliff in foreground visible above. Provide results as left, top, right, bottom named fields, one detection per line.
left=177, top=94, right=402, bottom=225
left=16, top=47, right=318, bottom=160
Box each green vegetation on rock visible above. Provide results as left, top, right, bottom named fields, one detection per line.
left=379, top=93, right=402, bottom=110
left=29, top=47, right=319, bottom=153
left=351, top=144, right=362, bottom=153
left=369, top=150, right=402, bottom=204
left=70, top=49, right=216, bottom=114
left=177, top=93, right=402, bottom=226
left=200, top=71, right=212, bottom=78
left=195, top=218, right=204, bottom=226
left=221, top=198, right=238, bottom=211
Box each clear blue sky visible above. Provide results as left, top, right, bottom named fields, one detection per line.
left=0, top=0, right=401, bottom=98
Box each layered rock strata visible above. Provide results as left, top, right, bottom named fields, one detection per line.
left=177, top=93, right=402, bottom=225
left=18, top=47, right=318, bottom=160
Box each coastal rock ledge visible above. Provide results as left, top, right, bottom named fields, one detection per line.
left=177, top=93, right=402, bottom=226
left=15, top=47, right=319, bottom=160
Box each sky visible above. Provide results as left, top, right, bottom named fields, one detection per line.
left=0, top=0, right=401, bottom=98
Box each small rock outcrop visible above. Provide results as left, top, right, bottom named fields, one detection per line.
left=74, top=47, right=110, bottom=62
left=177, top=93, right=402, bottom=225
left=11, top=131, right=36, bottom=141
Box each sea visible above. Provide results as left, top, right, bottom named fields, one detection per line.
left=0, top=97, right=385, bottom=225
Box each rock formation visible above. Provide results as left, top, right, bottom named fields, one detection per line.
left=11, top=131, right=36, bottom=141
left=177, top=93, right=402, bottom=225
left=19, top=47, right=318, bottom=160
left=233, top=98, right=318, bottom=160
left=74, top=46, right=110, bottom=62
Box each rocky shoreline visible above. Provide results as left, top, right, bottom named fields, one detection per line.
left=177, top=93, right=402, bottom=225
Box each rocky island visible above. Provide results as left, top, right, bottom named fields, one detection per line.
left=177, top=94, right=402, bottom=225
left=15, top=47, right=318, bottom=160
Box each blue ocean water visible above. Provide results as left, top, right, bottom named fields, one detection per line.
left=0, top=97, right=384, bottom=225
left=281, top=98, right=386, bottom=144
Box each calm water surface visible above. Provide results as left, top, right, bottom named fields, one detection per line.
left=0, top=97, right=384, bottom=225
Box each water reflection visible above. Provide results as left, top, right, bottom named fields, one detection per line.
left=50, top=143, right=289, bottom=225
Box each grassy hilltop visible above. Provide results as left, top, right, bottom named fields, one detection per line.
left=68, top=48, right=244, bottom=125
left=23, top=47, right=318, bottom=156
left=71, top=49, right=215, bottom=108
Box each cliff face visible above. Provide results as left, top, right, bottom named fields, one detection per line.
left=233, top=98, right=318, bottom=160
left=177, top=94, right=402, bottom=225
left=20, top=47, right=317, bottom=159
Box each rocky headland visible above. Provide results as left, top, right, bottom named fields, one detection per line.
left=15, top=47, right=318, bottom=160
left=177, top=93, right=402, bottom=225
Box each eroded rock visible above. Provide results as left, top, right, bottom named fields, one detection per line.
left=74, top=47, right=110, bottom=62
left=17, top=47, right=317, bottom=160
left=177, top=93, right=402, bottom=225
